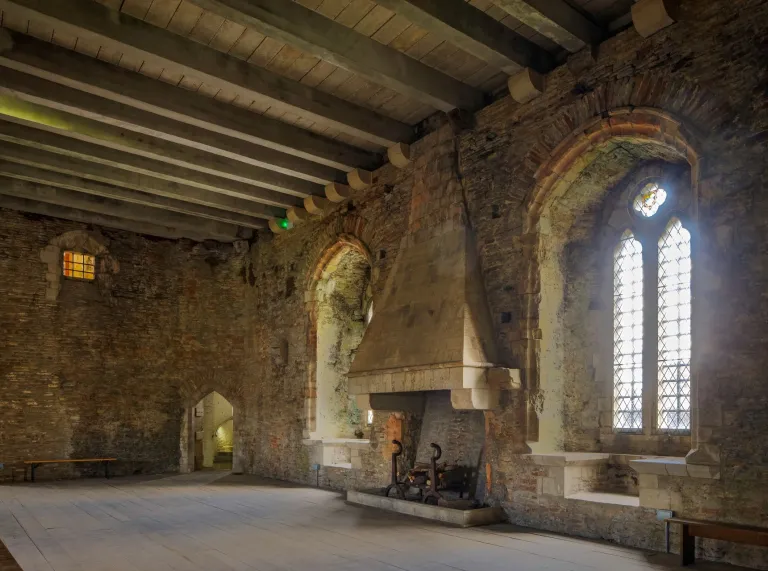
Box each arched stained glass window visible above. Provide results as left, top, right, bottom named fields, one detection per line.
left=657, top=218, right=692, bottom=431
left=613, top=231, right=644, bottom=431
left=611, top=181, right=693, bottom=435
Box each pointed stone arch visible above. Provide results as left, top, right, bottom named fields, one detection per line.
left=302, top=228, right=373, bottom=438
left=519, top=106, right=717, bottom=464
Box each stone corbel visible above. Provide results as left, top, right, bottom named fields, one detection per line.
left=451, top=388, right=500, bottom=410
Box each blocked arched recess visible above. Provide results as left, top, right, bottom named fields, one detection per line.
left=520, top=106, right=716, bottom=464
left=179, top=379, right=243, bottom=474
left=303, top=231, right=373, bottom=438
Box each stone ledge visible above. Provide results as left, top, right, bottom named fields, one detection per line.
left=526, top=453, right=610, bottom=467
left=566, top=491, right=641, bottom=507
left=630, top=457, right=720, bottom=479
left=302, top=438, right=370, bottom=448
left=303, top=438, right=370, bottom=470
left=347, top=490, right=504, bottom=527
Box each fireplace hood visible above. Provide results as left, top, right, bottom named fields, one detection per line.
left=348, top=221, right=520, bottom=411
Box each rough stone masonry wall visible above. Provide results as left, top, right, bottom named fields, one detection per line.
left=1, top=0, right=767, bottom=567
left=0, top=207, right=252, bottom=478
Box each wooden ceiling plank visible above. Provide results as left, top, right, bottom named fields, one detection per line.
left=0, top=141, right=283, bottom=219
left=0, top=192, right=224, bottom=241
left=96, top=43, right=124, bottom=66
left=0, top=176, right=248, bottom=240
left=73, top=36, right=100, bottom=58
left=353, top=4, right=394, bottom=36
left=145, top=0, right=183, bottom=28
left=375, top=0, right=553, bottom=73
left=166, top=0, right=203, bottom=34
left=158, top=66, right=184, bottom=85
left=299, top=59, right=337, bottom=87
left=50, top=29, right=77, bottom=50
left=0, top=93, right=325, bottom=198
left=121, top=0, right=153, bottom=20
left=492, top=0, right=602, bottom=52
left=1, top=7, right=29, bottom=32
left=1, top=0, right=413, bottom=145
left=0, top=159, right=271, bottom=227
left=335, top=0, right=375, bottom=28
left=405, top=32, right=444, bottom=60
left=137, top=59, right=165, bottom=79
left=227, top=26, right=264, bottom=59
left=207, top=18, right=245, bottom=52
left=286, top=52, right=322, bottom=82
left=370, top=13, right=411, bottom=45
left=190, top=0, right=485, bottom=112
left=0, top=121, right=302, bottom=208
left=387, top=23, right=428, bottom=52
left=316, top=0, right=352, bottom=20
left=187, top=10, right=225, bottom=45
left=24, top=16, right=51, bottom=40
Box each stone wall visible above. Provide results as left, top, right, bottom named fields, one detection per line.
left=0, top=208, right=251, bottom=478
left=1, top=0, right=768, bottom=567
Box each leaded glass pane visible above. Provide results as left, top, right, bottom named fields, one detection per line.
left=613, top=231, right=643, bottom=431
left=658, top=218, right=692, bottom=431
left=633, top=183, right=667, bottom=218
left=63, top=251, right=95, bottom=280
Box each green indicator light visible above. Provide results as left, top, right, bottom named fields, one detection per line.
left=279, top=218, right=289, bottom=229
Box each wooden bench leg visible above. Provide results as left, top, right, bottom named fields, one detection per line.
left=104, top=461, right=111, bottom=479
left=680, top=524, right=695, bottom=566
left=30, top=464, right=38, bottom=483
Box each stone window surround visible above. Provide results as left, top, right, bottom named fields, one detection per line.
left=39, top=230, right=116, bottom=301
left=302, top=233, right=373, bottom=439
left=521, top=108, right=720, bottom=467
left=596, top=165, right=695, bottom=444
left=526, top=452, right=718, bottom=511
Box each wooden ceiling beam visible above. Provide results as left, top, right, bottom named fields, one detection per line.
left=375, top=0, right=554, bottom=75
left=0, top=32, right=380, bottom=171
left=0, top=0, right=413, bottom=146
left=0, top=122, right=302, bottom=209
left=190, top=0, right=486, bottom=112
left=0, top=67, right=344, bottom=185
left=0, top=193, right=219, bottom=241
left=0, top=176, right=250, bottom=241
left=0, top=94, right=323, bottom=199
left=492, top=0, right=602, bottom=52
left=0, top=160, right=268, bottom=229
left=0, top=141, right=284, bottom=221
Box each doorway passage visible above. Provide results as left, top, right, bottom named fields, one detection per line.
left=182, top=391, right=234, bottom=472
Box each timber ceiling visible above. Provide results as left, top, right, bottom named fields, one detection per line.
left=0, top=0, right=634, bottom=241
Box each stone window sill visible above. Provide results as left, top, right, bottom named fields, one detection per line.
left=566, top=491, right=640, bottom=507
left=302, top=438, right=370, bottom=449
left=327, top=462, right=353, bottom=470
left=630, top=457, right=720, bottom=479
left=527, top=453, right=610, bottom=467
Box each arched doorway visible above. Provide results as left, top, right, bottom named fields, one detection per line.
left=180, top=391, right=234, bottom=472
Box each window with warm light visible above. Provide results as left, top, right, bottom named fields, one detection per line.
left=612, top=182, right=692, bottom=433
left=63, top=251, right=95, bottom=280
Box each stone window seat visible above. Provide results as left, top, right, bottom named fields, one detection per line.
left=566, top=491, right=641, bottom=507
left=630, top=456, right=719, bottom=479
left=302, top=438, right=370, bottom=470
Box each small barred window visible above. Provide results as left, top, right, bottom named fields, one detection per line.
left=63, top=251, right=95, bottom=280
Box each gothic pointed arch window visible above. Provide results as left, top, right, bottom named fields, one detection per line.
left=612, top=180, right=693, bottom=433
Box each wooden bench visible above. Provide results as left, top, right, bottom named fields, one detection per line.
left=666, top=517, right=768, bottom=565
left=23, top=458, right=116, bottom=482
